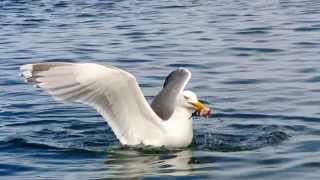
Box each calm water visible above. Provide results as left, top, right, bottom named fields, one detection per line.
left=1, top=0, right=320, bottom=179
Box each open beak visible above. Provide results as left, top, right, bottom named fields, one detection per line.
left=190, top=101, right=211, bottom=118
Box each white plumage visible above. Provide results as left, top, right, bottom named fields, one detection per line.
left=20, top=63, right=210, bottom=148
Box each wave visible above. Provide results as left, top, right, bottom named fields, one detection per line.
left=0, top=137, right=106, bottom=155
left=213, top=113, right=320, bottom=122
left=192, top=130, right=290, bottom=152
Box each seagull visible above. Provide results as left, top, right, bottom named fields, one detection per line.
left=20, top=63, right=211, bottom=148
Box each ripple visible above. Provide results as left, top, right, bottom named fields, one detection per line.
left=166, top=63, right=207, bottom=69
left=236, top=30, right=268, bottom=35
left=53, top=1, right=69, bottom=8
left=76, top=13, right=96, bottom=18
left=0, top=137, right=60, bottom=151
left=230, top=47, right=283, bottom=53
left=0, top=163, right=35, bottom=176
left=71, top=47, right=101, bottom=54
left=302, top=162, right=320, bottom=168
left=23, top=18, right=48, bottom=23
left=4, top=120, right=69, bottom=127
left=294, top=26, right=320, bottom=32
left=296, top=67, right=317, bottom=73
left=43, top=58, right=77, bottom=63
left=306, top=75, right=320, bottom=82
left=121, top=32, right=146, bottom=37
left=294, top=140, right=320, bottom=152
left=113, top=24, right=136, bottom=30
left=294, top=42, right=320, bottom=47
left=189, top=155, right=243, bottom=164
left=116, top=59, right=152, bottom=63
left=0, top=137, right=106, bottom=155
left=193, top=128, right=290, bottom=152
left=222, top=78, right=263, bottom=85
left=215, top=113, right=320, bottom=122
left=257, top=157, right=292, bottom=166
left=236, top=27, right=272, bottom=35
left=65, top=121, right=107, bottom=130
left=155, top=5, right=197, bottom=9
left=256, top=131, right=290, bottom=144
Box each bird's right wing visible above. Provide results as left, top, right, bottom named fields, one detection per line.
left=20, top=63, right=165, bottom=145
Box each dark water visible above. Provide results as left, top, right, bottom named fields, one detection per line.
left=1, top=0, right=320, bottom=179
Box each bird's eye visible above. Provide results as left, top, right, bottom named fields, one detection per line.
left=184, top=95, right=190, bottom=100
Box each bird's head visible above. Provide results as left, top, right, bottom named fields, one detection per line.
left=181, top=90, right=211, bottom=118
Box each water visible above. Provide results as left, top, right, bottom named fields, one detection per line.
left=1, top=0, right=320, bottom=179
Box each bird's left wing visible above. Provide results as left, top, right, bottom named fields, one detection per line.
left=151, top=68, right=191, bottom=120
left=20, top=63, right=165, bottom=145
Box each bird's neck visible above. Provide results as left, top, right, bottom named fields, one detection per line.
left=171, top=106, right=193, bottom=122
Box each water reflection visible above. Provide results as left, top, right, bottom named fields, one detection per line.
left=104, top=148, right=193, bottom=178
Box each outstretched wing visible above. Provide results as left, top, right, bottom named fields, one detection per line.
left=151, top=68, right=191, bottom=120
left=20, top=63, right=165, bottom=145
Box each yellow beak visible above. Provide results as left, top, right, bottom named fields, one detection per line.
left=191, top=101, right=206, bottom=112
left=190, top=101, right=211, bottom=118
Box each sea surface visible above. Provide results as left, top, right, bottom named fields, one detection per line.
left=1, top=0, right=320, bottom=179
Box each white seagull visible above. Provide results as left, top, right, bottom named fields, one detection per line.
left=20, top=63, right=210, bottom=148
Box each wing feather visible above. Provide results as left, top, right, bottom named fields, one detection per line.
left=21, top=63, right=165, bottom=145
left=151, top=68, right=191, bottom=120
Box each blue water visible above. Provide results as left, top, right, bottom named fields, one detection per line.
left=1, top=0, right=320, bottom=179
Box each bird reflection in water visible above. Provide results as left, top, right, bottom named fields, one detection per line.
left=103, top=148, right=193, bottom=178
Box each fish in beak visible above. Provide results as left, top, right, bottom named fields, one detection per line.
left=191, top=101, right=211, bottom=118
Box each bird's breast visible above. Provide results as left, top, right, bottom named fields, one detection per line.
left=163, top=116, right=193, bottom=147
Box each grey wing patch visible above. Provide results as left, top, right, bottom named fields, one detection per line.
left=151, top=68, right=191, bottom=120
